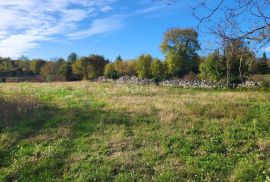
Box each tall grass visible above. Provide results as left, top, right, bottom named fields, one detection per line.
left=0, top=82, right=270, bottom=181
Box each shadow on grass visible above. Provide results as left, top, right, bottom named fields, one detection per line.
left=0, top=97, right=156, bottom=181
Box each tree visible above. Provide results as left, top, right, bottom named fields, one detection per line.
left=122, top=61, right=137, bottom=76
left=114, top=59, right=124, bottom=75
left=150, top=59, right=164, bottom=78
left=257, top=52, right=269, bottom=74
left=116, top=55, right=123, bottom=61
left=67, top=52, right=78, bottom=63
left=88, top=54, right=109, bottom=78
left=161, top=0, right=270, bottom=49
left=199, top=51, right=225, bottom=82
left=72, top=57, right=91, bottom=80
left=72, top=55, right=108, bottom=80
left=40, top=61, right=67, bottom=81
left=224, top=39, right=256, bottom=83
left=160, top=28, right=200, bottom=77
left=17, top=55, right=29, bottom=61
left=104, top=63, right=121, bottom=79
left=30, top=59, right=46, bottom=74
left=136, top=54, right=153, bottom=79
left=40, top=62, right=57, bottom=81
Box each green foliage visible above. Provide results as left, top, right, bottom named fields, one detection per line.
left=30, top=59, right=46, bottom=74
left=224, top=39, right=257, bottom=83
left=199, top=52, right=225, bottom=81
left=17, top=55, right=30, bottom=61
left=114, top=60, right=125, bottom=75
left=122, top=61, right=137, bottom=76
left=72, top=55, right=108, bottom=80
left=67, top=52, right=78, bottom=63
left=150, top=59, right=164, bottom=78
left=136, top=54, right=153, bottom=79
left=161, top=28, right=200, bottom=77
left=40, top=60, right=68, bottom=81
left=104, top=63, right=121, bottom=79
left=116, top=55, right=123, bottom=61
left=257, top=52, right=269, bottom=74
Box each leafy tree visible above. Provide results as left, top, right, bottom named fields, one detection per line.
left=30, top=59, right=46, bottom=74
left=104, top=63, right=121, bottom=79
left=257, top=52, right=269, bottom=74
left=72, top=57, right=91, bottom=80
left=116, top=55, right=123, bottom=61
left=67, top=52, right=78, bottom=63
left=136, top=54, right=153, bottom=79
left=72, top=55, right=108, bottom=80
left=122, top=61, right=137, bottom=76
left=150, top=59, right=164, bottom=78
left=88, top=54, right=109, bottom=78
left=224, top=39, right=256, bottom=83
left=114, top=60, right=124, bottom=75
left=199, top=52, right=225, bottom=82
left=104, top=63, right=114, bottom=77
left=17, top=55, right=29, bottom=61
left=160, top=28, right=200, bottom=77
left=40, top=60, right=68, bottom=81
left=40, top=62, right=57, bottom=81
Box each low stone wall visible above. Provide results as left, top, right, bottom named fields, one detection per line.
left=237, top=81, right=262, bottom=88
left=96, top=76, right=267, bottom=89
left=159, top=80, right=222, bottom=89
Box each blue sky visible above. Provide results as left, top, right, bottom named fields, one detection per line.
left=0, top=0, right=198, bottom=60
left=0, top=0, right=268, bottom=61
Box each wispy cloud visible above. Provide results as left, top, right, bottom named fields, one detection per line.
left=0, top=0, right=118, bottom=57
left=68, top=16, right=124, bottom=39
left=265, top=47, right=270, bottom=53
left=0, top=0, right=167, bottom=58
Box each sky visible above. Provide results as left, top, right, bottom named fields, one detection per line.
left=0, top=0, right=198, bottom=60
left=0, top=0, right=268, bottom=61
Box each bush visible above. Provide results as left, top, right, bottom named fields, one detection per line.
left=107, top=70, right=121, bottom=80
left=183, top=72, right=198, bottom=81
left=261, top=80, right=270, bottom=88
left=249, top=74, right=265, bottom=82
left=199, top=52, right=225, bottom=82
left=136, top=54, right=153, bottom=79
left=0, top=78, right=6, bottom=83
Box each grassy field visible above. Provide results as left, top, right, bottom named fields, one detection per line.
left=263, top=74, right=270, bottom=81
left=0, top=82, right=270, bottom=181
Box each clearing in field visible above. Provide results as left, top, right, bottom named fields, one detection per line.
left=0, top=82, right=270, bottom=181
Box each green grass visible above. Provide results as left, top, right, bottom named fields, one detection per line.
left=1, top=82, right=270, bottom=181
left=263, top=74, right=270, bottom=81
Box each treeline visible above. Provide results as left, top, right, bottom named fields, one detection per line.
left=0, top=28, right=269, bottom=84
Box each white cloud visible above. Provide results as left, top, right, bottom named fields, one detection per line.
left=0, top=0, right=166, bottom=58
left=265, top=47, right=270, bottom=52
left=0, top=0, right=119, bottom=57
left=101, top=6, right=113, bottom=13
left=68, top=16, right=123, bottom=39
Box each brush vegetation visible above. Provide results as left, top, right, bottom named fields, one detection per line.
left=0, top=82, right=270, bottom=181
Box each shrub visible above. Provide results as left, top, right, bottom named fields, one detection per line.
left=199, top=52, right=225, bottom=82
left=249, top=74, right=265, bottom=82
left=136, top=54, right=153, bottom=79
left=183, top=72, right=198, bottom=81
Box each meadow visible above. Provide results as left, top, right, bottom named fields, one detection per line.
left=0, top=82, right=270, bottom=181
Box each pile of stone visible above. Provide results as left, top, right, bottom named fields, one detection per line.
left=96, top=76, right=268, bottom=89
left=159, top=79, right=222, bottom=89
left=116, top=76, right=155, bottom=85
left=96, top=76, right=114, bottom=82
left=237, top=81, right=262, bottom=88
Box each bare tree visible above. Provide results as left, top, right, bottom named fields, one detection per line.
left=159, top=0, right=268, bottom=84
left=160, top=0, right=270, bottom=49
